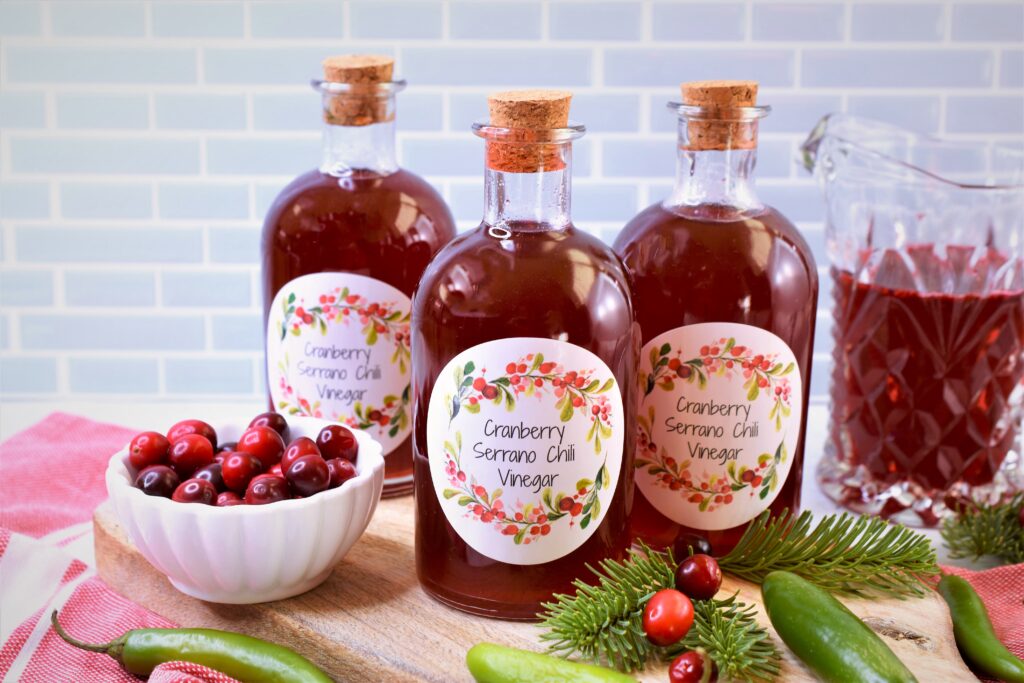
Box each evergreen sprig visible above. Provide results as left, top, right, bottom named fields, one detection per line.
left=665, top=595, right=781, bottom=682
left=941, top=493, right=1024, bottom=565
left=719, top=509, right=939, bottom=597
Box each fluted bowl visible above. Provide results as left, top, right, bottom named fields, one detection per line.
left=105, top=416, right=384, bottom=604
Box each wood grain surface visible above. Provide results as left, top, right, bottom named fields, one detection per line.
left=94, top=497, right=973, bottom=682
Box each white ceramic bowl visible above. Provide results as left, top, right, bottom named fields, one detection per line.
left=106, top=416, right=384, bottom=604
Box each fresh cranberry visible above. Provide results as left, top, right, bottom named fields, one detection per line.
left=676, top=554, right=723, bottom=601
left=282, top=437, right=320, bottom=472
left=245, top=474, right=290, bottom=505
left=316, top=425, right=358, bottom=463
left=669, top=650, right=716, bottom=683
left=248, top=412, right=289, bottom=440
left=217, top=441, right=238, bottom=454
left=286, top=454, right=330, bottom=497
left=216, top=491, right=244, bottom=507
left=192, top=463, right=224, bottom=491
left=673, top=533, right=713, bottom=559
left=128, top=431, right=170, bottom=470
left=237, top=426, right=285, bottom=470
left=167, top=434, right=215, bottom=478
left=642, top=589, right=694, bottom=647
left=269, top=462, right=283, bottom=477
left=221, top=452, right=264, bottom=493
left=166, top=419, right=217, bottom=449
left=134, top=465, right=180, bottom=498
left=326, top=458, right=357, bottom=488
left=172, top=478, right=217, bottom=505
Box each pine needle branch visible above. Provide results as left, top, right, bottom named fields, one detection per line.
left=941, top=493, right=1024, bottom=565
left=719, top=509, right=939, bottom=597
left=664, top=594, right=781, bottom=683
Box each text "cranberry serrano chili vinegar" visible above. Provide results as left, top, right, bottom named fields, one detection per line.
left=262, top=56, right=455, bottom=497
left=614, top=81, right=818, bottom=555
left=412, top=91, right=638, bottom=619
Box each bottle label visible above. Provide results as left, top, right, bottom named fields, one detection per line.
left=426, top=338, right=624, bottom=566
left=266, top=272, right=411, bottom=457
left=635, top=323, right=802, bottom=531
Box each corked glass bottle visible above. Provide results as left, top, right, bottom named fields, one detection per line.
left=262, top=55, right=455, bottom=497
left=412, top=91, right=638, bottom=620
left=614, top=81, right=818, bottom=556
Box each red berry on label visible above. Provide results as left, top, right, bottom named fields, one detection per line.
left=237, top=426, right=285, bottom=470
left=248, top=411, right=289, bottom=440
left=166, top=419, right=217, bottom=449
left=221, top=452, right=264, bottom=494
left=245, top=474, right=290, bottom=505
left=172, top=478, right=217, bottom=505
left=286, top=454, right=330, bottom=497
left=473, top=377, right=487, bottom=391
left=129, top=431, right=170, bottom=470
left=327, top=458, right=357, bottom=488
left=134, top=465, right=180, bottom=498
left=317, top=425, right=358, bottom=463
left=676, top=554, right=723, bottom=601
left=216, top=491, right=244, bottom=507
left=168, top=434, right=215, bottom=478
left=505, top=363, right=517, bottom=374
left=642, top=589, right=694, bottom=646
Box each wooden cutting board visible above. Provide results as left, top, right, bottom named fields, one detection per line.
left=94, top=498, right=973, bottom=682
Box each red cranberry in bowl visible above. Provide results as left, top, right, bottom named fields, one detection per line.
left=326, top=458, right=357, bottom=488
left=221, top=452, right=264, bottom=494
left=166, top=419, right=217, bottom=449
left=269, top=462, right=283, bottom=477
left=316, top=425, right=358, bottom=463
left=237, top=426, right=285, bottom=471
left=281, top=437, right=320, bottom=472
left=286, top=454, right=330, bottom=497
left=168, top=434, right=215, bottom=478
left=134, top=465, right=180, bottom=498
left=216, top=491, right=244, bottom=507
left=245, top=474, right=290, bottom=505
left=128, top=431, right=170, bottom=470
left=193, top=463, right=224, bottom=491
left=172, top=478, right=217, bottom=505
left=248, top=412, right=289, bottom=440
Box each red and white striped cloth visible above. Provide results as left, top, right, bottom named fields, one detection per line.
left=0, top=412, right=1021, bottom=681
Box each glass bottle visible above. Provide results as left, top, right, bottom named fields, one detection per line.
left=412, top=91, right=637, bottom=620
left=262, top=55, right=455, bottom=497
left=614, top=81, right=818, bottom=556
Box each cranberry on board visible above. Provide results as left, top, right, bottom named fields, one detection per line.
left=245, top=474, right=290, bottom=505
left=216, top=491, right=244, bottom=507
left=248, top=412, right=289, bottom=440
left=669, top=650, right=716, bottom=683
left=134, top=465, right=180, bottom=498
left=193, top=463, right=225, bottom=492
left=221, top=452, right=264, bottom=494
left=172, top=478, right=217, bottom=505
left=676, top=554, right=723, bottom=602
left=166, top=419, right=217, bottom=449
left=673, top=533, right=713, bottom=559
left=237, top=426, right=285, bottom=470
left=316, top=425, right=358, bottom=463
left=282, top=437, right=320, bottom=472
left=642, top=589, right=694, bottom=647
left=167, top=434, right=215, bottom=479
left=128, top=431, right=170, bottom=470
left=285, top=454, right=330, bottom=497
left=327, top=458, right=357, bottom=488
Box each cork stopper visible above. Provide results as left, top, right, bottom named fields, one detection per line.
left=680, top=80, right=759, bottom=151
left=486, top=90, right=573, bottom=173
left=320, top=55, right=395, bottom=126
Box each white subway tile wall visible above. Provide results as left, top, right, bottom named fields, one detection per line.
left=0, top=0, right=1021, bottom=401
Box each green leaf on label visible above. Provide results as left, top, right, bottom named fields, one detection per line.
left=747, top=382, right=759, bottom=401
left=457, top=496, right=474, bottom=506
left=587, top=420, right=597, bottom=442
left=560, top=399, right=574, bottom=423
left=492, top=488, right=502, bottom=501
left=290, top=327, right=300, bottom=337
left=601, top=465, right=610, bottom=489
left=515, top=527, right=528, bottom=544
left=724, top=338, right=735, bottom=353
left=531, top=354, right=544, bottom=372
left=576, top=478, right=594, bottom=491
left=464, top=361, right=475, bottom=375
left=366, top=326, right=378, bottom=345
left=699, top=497, right=711, bottom=512
left=505, top=391, right=515, bottom=412
left=659, top=343, right=671, bottom=356
left=583, top=380, right=600, bottom=393
left=287, top=293, right=296, bottom=304
left=443, top=488, right=460, bottom=499
left=580, top=514, right=592, bottom=530
left=759, top=486, right=771, bottom=500
left=465, top=402, right=481, bottom=414
left=781, top=362, right=795, bottom=375
left=727, top=462, right=736, bottom=477
left=599, top=422, right=612, bottom=439
left=495, top=377, right=511, bottom=386
left=768, top=363, right=783, bottom=375
left=599, top=378, right=615, bottom=393
left=591, top=497, right=601, bottom=521
left=542, top=488, right=553, bottom=509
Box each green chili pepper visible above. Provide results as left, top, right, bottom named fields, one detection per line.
left=466, top=643, right=637, bottom=683
left=761, top=571, right=917, bottom=683
left=51, top=610, right=332, bottom=683
left=938, top=574, right=1024, bottom=683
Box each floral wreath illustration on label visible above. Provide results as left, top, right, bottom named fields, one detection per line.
left=272, top=285, right=411, bottom=440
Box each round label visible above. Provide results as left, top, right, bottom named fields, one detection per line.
left=426, top=338, right=624, bottom=565
left=635, top=323, right=802, bottom=531
left=267, top=272, right=411, bottom=456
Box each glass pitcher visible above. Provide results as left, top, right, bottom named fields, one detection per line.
left=801, top=114, right=1024, bottom=527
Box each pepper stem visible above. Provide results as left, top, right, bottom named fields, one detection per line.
left=50, top=610, right=118, bottom=655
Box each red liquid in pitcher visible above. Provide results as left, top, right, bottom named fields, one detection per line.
left=829, top=259, right=1024, bottom=513
left=412, top=224, right=636, bottom=620
left=614, top=203, right=818, bottom=555
left=263, top=169, right=455, bottom=493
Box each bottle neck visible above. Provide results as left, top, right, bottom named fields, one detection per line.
left=319, top=93, right=398, bottom=177
left=666, top=118, right=763, bottom=218
left=483, top=142, right=572, bottom=234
